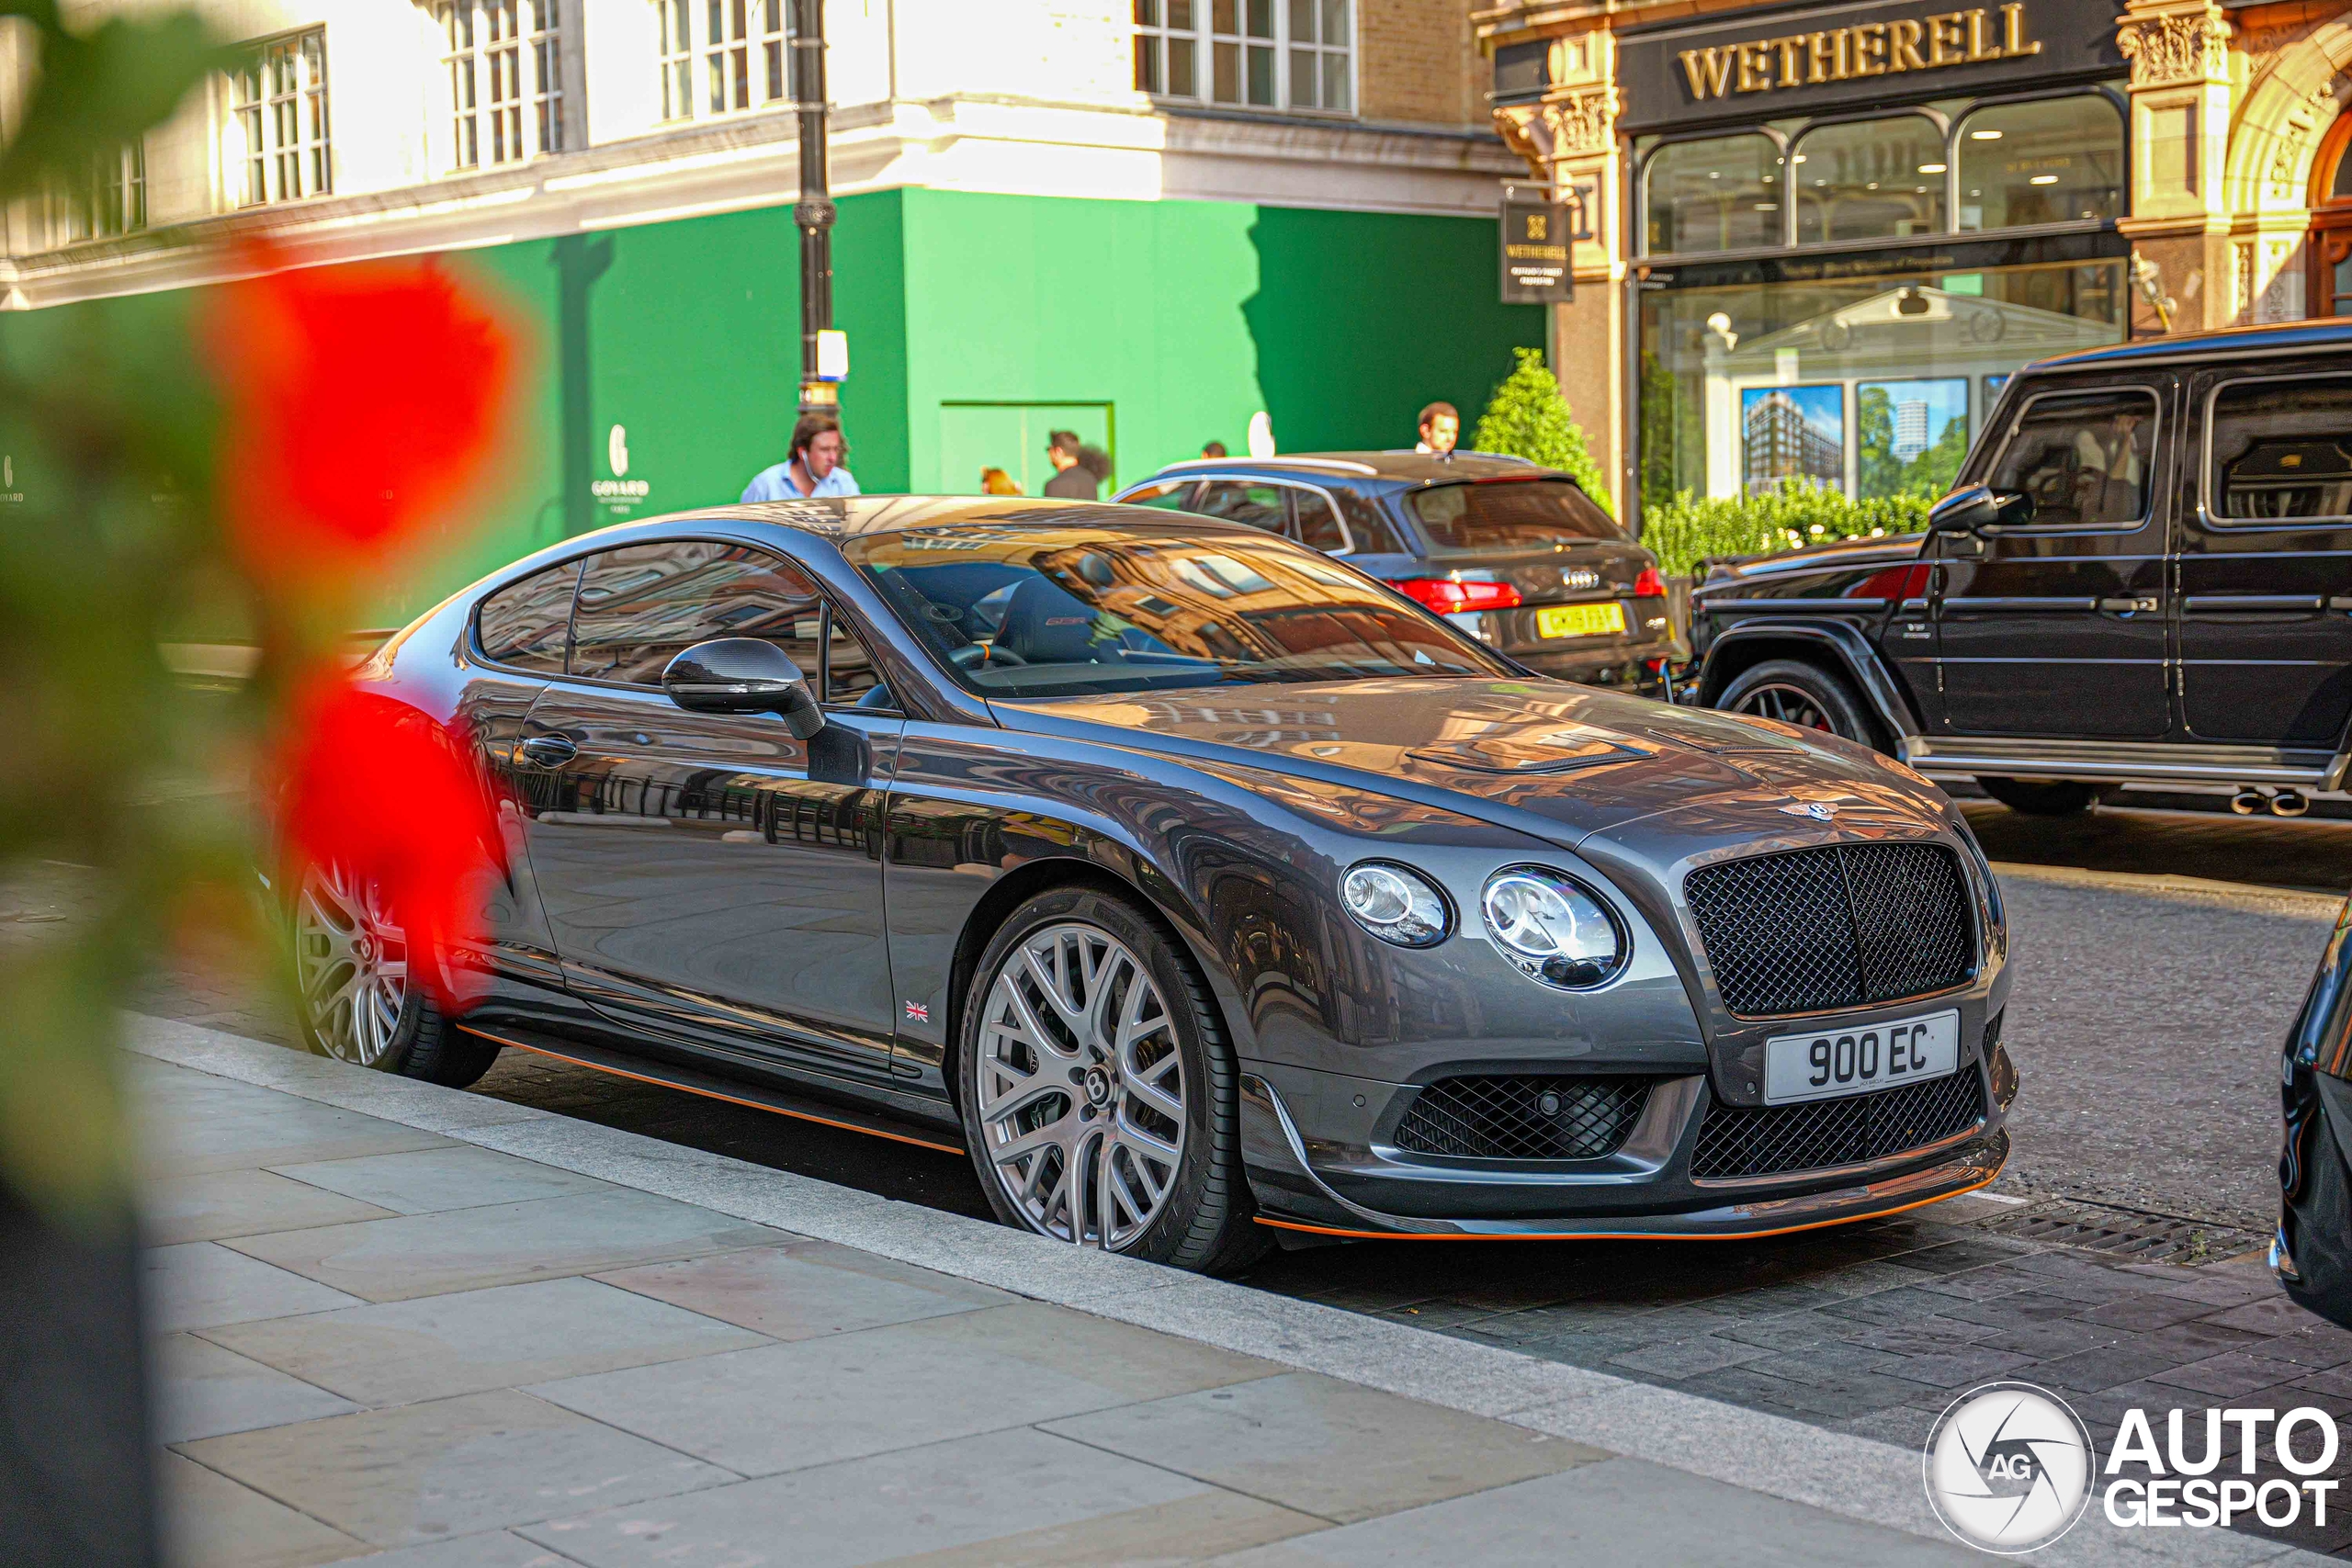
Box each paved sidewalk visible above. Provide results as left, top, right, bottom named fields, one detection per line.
left=131, top=1018, right=2312, bottom=1568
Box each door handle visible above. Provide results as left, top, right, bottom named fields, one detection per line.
left=2097, top=596, right=2158, bottom=615
left=518, top=734, right=579, bottom=768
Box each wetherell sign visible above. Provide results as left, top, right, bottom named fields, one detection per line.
left=1618, top=1, right=2120, bottom=135
left=1500, top=197, right=1573, bottom=304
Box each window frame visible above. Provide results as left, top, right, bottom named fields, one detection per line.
left=440, top=0, right=565, bottom=174
left=1182, top=472, right=1358, bottom=556
left=1134, top=0, right=1357, bottom=118
left=2198, top=369, right=2352, bottom=531
left=1976, top=382, right=2165, bottom=536
left=656, top=0, right=792, bottom=125
left=228, top=28, right=332, bottom=209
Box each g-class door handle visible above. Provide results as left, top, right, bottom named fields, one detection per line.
left=2098, top=596, right=2158, bottom=615
left=518, top=734, right=579, bottom=768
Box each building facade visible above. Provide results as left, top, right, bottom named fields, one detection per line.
left=1477, top=0, right=2352, bottom=524
left=3, top=0, right=1536, bottom=619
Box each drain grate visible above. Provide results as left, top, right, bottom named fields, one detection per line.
left=1966, top=1197, right=2267, bottom=1267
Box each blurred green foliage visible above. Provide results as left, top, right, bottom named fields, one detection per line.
left=1471, top=346, right=1614, bottom=516
left=1638, top=480, right=1932, bottom=578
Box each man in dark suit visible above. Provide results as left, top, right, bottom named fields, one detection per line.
left=1043, top=429, right=1099, bottom=499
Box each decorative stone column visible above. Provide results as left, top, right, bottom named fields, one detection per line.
left=1495, top=29, right=1626, bottom=514
left=2116, top=1, right=2233, bottom=332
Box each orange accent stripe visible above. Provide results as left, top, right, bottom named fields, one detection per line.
left=458, top=1023, right=968, bottom=1156
left=1249, top=1168, right=2002, bottom=1243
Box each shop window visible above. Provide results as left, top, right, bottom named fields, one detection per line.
left=1792, top=117, right=1946, bottom=245
left=1643, top=134, right=1782, bottom=256
left=2306, top=116, right=2352, bottom=318
left=1954, top=96, right=2121, bottom=232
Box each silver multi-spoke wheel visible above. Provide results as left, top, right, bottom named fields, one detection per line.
left=973, top=920, right=1187, bottom=1250
left=1732, top=680, right=1835, bottom=733
left=294, top=863, right=411, bottom=1067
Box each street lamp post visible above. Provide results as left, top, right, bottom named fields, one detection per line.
left=791, top=0, right=834, bottom=415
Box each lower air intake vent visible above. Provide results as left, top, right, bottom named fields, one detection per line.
left=1690, top=1069, right=1986, bottom=1181
left=1394, top=1075, right=1653, bottom=1161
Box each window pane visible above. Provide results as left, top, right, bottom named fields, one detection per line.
left=1170, top=0, right=1193, bottom=25
left=1410, top=481, right=1623, bottom=552
left=1288, top=0, right=1314, bottom=41
left=1246, top=0, right=1271, bottom=37
left=2210, top=377, right=2352, bottom=520
left=1288, top=48, right=1314, bottom=107
left=1957, top=95, right=2122, bottom=231
left=478, top=561, right=580, bottom=672
left=1169, top=36, right=1194, bottom=95
left=1135, top=0, right=1158, bottom=21
left=1193, top=481, right=1286, bottom=532
left=1986, top=390, right=2155, bottom=526
left=571, top=542, right=824, bottom=685
left=1321, top=0, right=1344, bottom=44
left=1644, top=134, right=1781, bottom=255
left=1135, top=34, right=1159, bottom=92
left=1213, top=39, right=1238, bottom=100
left=1213, top=0, right=1236, bottom=32
left=1247, top=43, right=1272, bottom=104
left=1321, top=51, right=1346, bottom=112
left=1293, top=489, right=1348, bottom=552
left=1791, top=117, right=1946, bottom=244
left=825, top=614, right=883, bottom=704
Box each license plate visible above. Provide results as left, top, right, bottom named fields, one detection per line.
left=1535, top=602, right=1625, bottom=639
left=1762, top=1009, right=1961, bottom=1107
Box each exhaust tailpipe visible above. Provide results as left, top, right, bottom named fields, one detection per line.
left=2232, top=788, right=2265, bottom=815
left=2274, top=790, right=2311, bottom=818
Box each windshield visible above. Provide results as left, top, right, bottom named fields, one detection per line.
left=845, top=524, right=1513, bottom=700
left=1409, top=479, right=1624, bottom=554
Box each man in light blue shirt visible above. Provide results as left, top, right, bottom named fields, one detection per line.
left=742, top=413, right=862, bottom=501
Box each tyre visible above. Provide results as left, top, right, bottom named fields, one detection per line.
left=1717, top=658, right=1880, bottom=749
left=1975, top=777, right=2103, bottom=818
left=290, top=861, right=502, bottom=1089
left=957, top=886, right=1267, bottom=1272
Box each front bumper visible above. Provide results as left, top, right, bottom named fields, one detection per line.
left=1238, top=1047, right=2012, bottom=1239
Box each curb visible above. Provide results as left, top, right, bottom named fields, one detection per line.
left=126, top=1013, right=2323, bottom=1567
left=1990, top=862, right=2345, bottom=919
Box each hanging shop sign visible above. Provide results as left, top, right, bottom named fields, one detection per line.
left=1501, top=197, right=1574, bottom=304
left=1617, top=1, right=2121, bottom=135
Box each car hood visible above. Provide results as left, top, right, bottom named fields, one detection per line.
left=991, top=678, right=1962, bottom=858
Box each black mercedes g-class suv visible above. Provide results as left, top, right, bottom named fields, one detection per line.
left=1689, top=321, right=2352, bottom=817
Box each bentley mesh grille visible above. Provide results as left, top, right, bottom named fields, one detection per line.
left=1682, top=843, right=1973, bottom=1016
left=1689, top=1069, right=1986, bottom=1181
left=1393, top=1075, right=1654, bottom=1161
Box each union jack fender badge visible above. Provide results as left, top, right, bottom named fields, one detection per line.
left=904, top=1001, right=930, bottom=1023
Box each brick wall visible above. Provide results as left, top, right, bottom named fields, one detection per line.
left=1358, top=0, right=1480, bottom=127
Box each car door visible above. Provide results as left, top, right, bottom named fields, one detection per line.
left=518, top=537, right=904, bottom=1081
left=1931, top=378, right=2173, bottom=738
left=2176, top=366, right=2352, bottom=752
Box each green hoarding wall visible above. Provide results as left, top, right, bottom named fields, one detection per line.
left=17, top=186, right=1542, bottom=627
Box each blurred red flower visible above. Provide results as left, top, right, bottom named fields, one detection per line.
left=206, top=244, right=515, bottom=593
left=275, top=678, right=505, bottom=1013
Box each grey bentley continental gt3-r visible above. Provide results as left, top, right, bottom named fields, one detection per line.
left=290, top=496, right=2017, bottom=1272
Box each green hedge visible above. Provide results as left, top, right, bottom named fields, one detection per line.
left=1639, top=480, right=1931, bottom=577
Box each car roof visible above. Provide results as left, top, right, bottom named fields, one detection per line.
left=1136, top=452, right=1560, bottom=486
left=568, top=495, right=1268, bottom=542
left=2031, top=318, right=2352, bottom=372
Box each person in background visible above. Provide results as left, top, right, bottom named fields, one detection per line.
left=742, top=412, right=861, bottom=501
left=979, top=467, right=1022, bottom=495
left=1415, top=401, right=1460, bottom=457
left=1043, top=429, right=1099, bottom=499
left=1201, top=440, right=1227, bottom=458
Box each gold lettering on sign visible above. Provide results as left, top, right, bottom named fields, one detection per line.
left=1670, top=4, right=2038, bottom=99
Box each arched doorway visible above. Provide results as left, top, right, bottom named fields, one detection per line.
left=2306, top=111, right=2352, bottom=317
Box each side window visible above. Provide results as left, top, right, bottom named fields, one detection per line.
left=1121, top=481, right=1196, bottom=511
left=570, top=540, right=825, bottom=685
left=1986, top=390, right=2158, bottom=527
left=2209, top=375, right=2352, bottom=522
left=1291, top=488, right=1351, bottom=554
left=476, top=560, right=580, bottom=674
left=1336, top=491, right=1405, bottom=555
left=1192, top=480, right=1287, bottom=533
left=824, top=612, right=887, bottom=706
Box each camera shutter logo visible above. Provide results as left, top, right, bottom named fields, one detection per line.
left=1923, top=1382, right=2096, bottom=1553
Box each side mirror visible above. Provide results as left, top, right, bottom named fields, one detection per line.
left=662, top=637, right=825, bottom=739
left=1928, top=485, right=2030, bottom=536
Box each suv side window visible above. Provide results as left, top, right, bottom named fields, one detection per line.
left=1291, top=487, right=1351, bottom=553
left=476, top=559, right=581, bottom=673
left=2208, top=374, right=2352, bottom=521
left=1986, top=389, right=2159, bottom=527
left=570, top=541, right=826, bottom=686
left=1120, top=480, right=1197, bottom=511
left=1192, top=480, right=1287, bottom=533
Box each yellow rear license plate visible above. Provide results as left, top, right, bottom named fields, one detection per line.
left=1535, top=602, right=1626, bottom=639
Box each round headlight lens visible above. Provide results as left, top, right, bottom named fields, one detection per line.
left=1340, top=862, right=1452, bottom=948
left=1480, top=867, right=1623, bottom=987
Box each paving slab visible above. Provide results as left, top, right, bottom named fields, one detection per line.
left=141, top=1091, right=455, bottom=1177
left=142, top=1166, right=398, bottom=1245
left=159, top=1450, right=368, bottom=1568
left=332, top=1534, right=576, bottom=1568
left=178, top=1387, right=737, bottom=1549
left=1041, top=1370, right=1607, bottom=1525
left=527, top=1300, right=1274, bottom=1477
left=267, top=1144, right=617, bottom=1215
left=220, top=1186, right=785, bottom=1301
left=198, top=1276, right=769, bottom=1406
left=516, top=1427, right=1243, bottom=1568
left=144, top=1239, right=368, bottom=1333
left=153, top=1331, right=364, bottom=1443
left=591, top=1238, right=1013, bottom=1340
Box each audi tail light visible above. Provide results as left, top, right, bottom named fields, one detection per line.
left=1390, top=578, right=1522, bottom=615
left=1633, top=565, right=1668, bottom=599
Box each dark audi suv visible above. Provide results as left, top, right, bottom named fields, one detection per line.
left=1691, top=321, right=2352, bottom=818
left=1114, top=453, right=1679, bottom=695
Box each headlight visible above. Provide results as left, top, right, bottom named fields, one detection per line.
left=1340, top=862, right=1452, bottom=948
left=1481, top=867, right=1623, bottom=987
